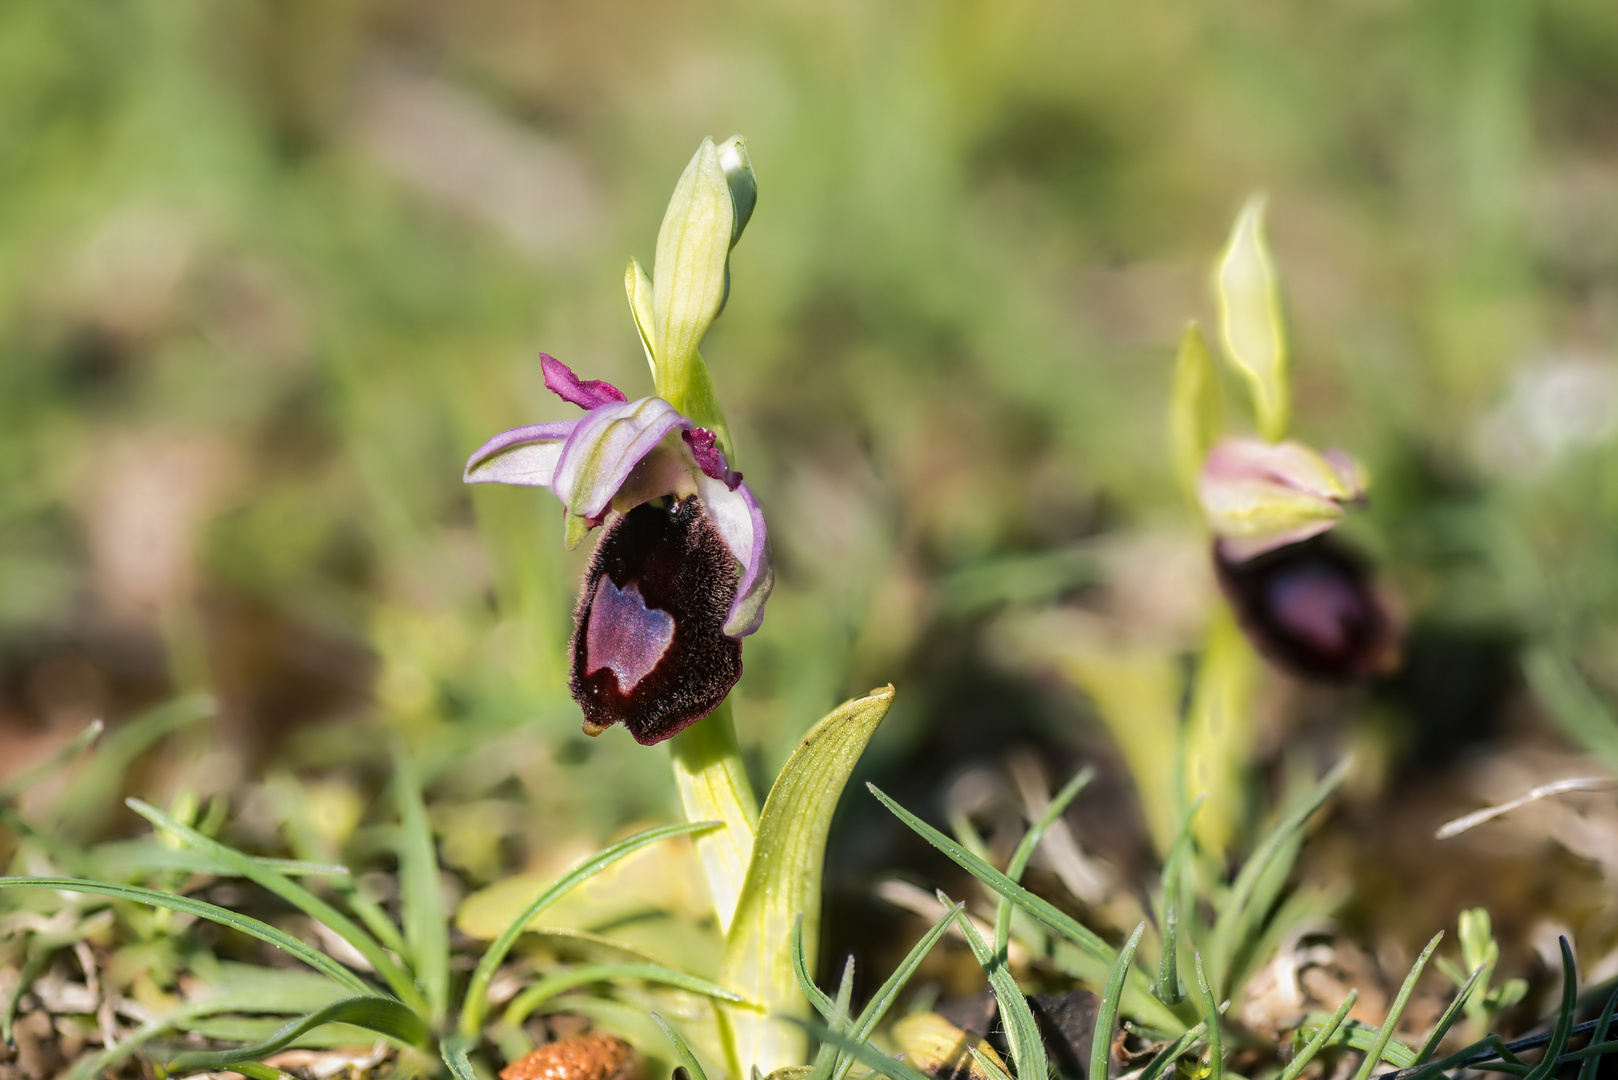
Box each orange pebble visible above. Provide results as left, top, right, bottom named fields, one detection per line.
left=500, top=1032, right=639, bottom=1080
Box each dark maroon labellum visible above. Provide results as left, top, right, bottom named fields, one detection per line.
left=1214, top=535, right=1399, bottom=683
left=570, top=498, right=742, bottom=744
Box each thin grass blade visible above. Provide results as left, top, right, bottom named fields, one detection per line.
left=1578, top=983, right=1618, bottom=1080
left=393, top=746, right=450, bottom=1028
left=653, top=1011, right=713, bottom=1080
left=1415, top=965, right=1484, bottom=1065
left=1139, top=1020, right=1209, bottom=1080
left=0, top=719, right=102, bottom=802
left=1207, top=759, right=1350, bottom=995
left=1193, top=952, right=1223, bottom=1080
left=0, top=877, right=374, bottom=996
left=167, top=995, right=430, bottom=1070
left=995, top=767, right=1094, bottom=957
left=504, top=963, right=748, bottom=1028
left=953, top=901, right=1049, bottom=1080
left=1523, top=938, right=1578, bottom=1080
left=1155, top=798, right=1203, bottom=1007
left=127, top=798, right=426, bottom=1014
left=831, top=903, right=965, bottom=1080
left=1089, top=923, right=1148, bottom=1080
left=789, top=1018, right=933, bottom=1080
left=1349, top=932, right=1443, bottom=1080
left=1279, top=991, right=1357, bottom=1080
left=792, top=916, right=838, bottom=1021
left=459, top=819, right=717, bottom=1038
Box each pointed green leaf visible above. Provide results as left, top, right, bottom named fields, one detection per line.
left=1215, top=195, right=1288, bottom=440
left=1191, top=952, right=1222, bottom=1080
left=653, top=1011, right=713, bottom=1080
left=394, top=746, right=450, bottom=1027
left=627, top=257, right=659, bottom=378
left=721, top=686, right=896, bottom=1075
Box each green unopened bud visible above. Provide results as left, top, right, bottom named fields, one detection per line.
left=718, top=135, right=757, bottom=248
left=651, top=137, right=734, bottom=411
left=1216, top=195, right=1289, bottom=441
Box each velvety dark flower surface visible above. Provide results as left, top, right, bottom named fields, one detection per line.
left=465, top=357, right=771, bottom=743
left=572, top=498, right=743, bottom=744
left=1214, top=535, right=1397, bottom=682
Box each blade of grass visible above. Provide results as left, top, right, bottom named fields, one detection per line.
left=0, top=719, right=102, bottom=801
left=442, top=1034, right=480, bottom=1080
left=393, top=746, right=450, bottom=1028
left=1193, top=952, right=1223, bottom=1080
left=653, top=1011, right=713, bottom=1080
left=1349, top=932, right=1443, bottom=1080
left=831, top=903, right=965, bottom=1080
left=952, top=898, right=1049, bottom=1080
left=1578, top=983, right=1618, bottom=1080
left=167, top=995, right=431, bottom=1070
left=1278, top=991, right=1357, bottom=1080
left=0, top=877, right=375, bottom=995
left=792, top=915, right=838, bottom=1021
left=459, top=819, right=718, bottom=1038
left=221, top=1064, right=299, bottom=1080
left=1415, top=965, right=1484, bottom=1065
left=789, top=1018, right=933, bottom=1080
left=1140, top=1020, right=1209, bottom=1080
left=1207, top=759, right=1350, bottom=996
left=1522, top=938, right=1578, bottom=1080
left=127, top=798, right=427, bottom=1015
left=869, top=782, right=1112, bottom=964
left=995, top=767, right=1094, bottom=958
left=1091, top=923, right=1148, bottom=1080
left=504, top=963, right=748, bottom=1028
left=1156, top=798, right=1204, bottom=1007
left=51, top=695, right=212, bottom=836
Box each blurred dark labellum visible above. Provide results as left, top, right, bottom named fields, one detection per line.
left=1214, top=535, right=1398, bottom=682
left=571, top=497, right=742, bottom=744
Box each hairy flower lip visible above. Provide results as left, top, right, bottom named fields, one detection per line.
left=463, top=359, right=772, bottom=638
left=1198, top=435, right=1367, bottom=562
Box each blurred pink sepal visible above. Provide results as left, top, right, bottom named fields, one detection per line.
left=1196, top=435, right=1367, bottom=562
left=464, top=356, right=772, bottom=638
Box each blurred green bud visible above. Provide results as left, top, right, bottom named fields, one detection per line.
left=651, top=137, right=735, bottom=411
left=1170, top=322, right=1223, bottom=499
left=1216, top=195, right=1289, bottom=441
left=1458, top=907, right=1500, bottom=973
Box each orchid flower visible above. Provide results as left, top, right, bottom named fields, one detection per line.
left=1196, top=434, right=1367, bottom=562
left=463, top=136, right=773, bottom=744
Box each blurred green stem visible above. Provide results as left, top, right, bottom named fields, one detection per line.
left=670, top=700, right=758, bottom=934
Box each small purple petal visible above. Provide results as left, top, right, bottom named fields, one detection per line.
left=683, top=429, right=743, bottom=491
left=697, top=472, right=774, bottom=637
left=542, top=354, right=629, bottom=411
left=464, top=421, right=579, bottom=486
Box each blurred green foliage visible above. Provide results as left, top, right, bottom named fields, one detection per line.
left=7, top=0, right=1618, bottom=865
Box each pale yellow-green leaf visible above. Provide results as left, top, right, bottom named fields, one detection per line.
left=670, top=701, right=759, bottom=936
left=652, top=138, right=734, bottom=413
left=1170, top=322, right=1222, bottom=500
left=1216, top=196, right=1289, bottom=441
left=683, top=348, right=735, bottom=464
left=626, top=257, right=658, bottom=379
left=721, top=686, right=896, bottom=1075
left=1183, top=607, right=1259, bottom=858
left=1051, top=646, right=1183, bottom=858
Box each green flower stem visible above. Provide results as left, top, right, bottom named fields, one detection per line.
left=670, top=699, right=759, bottom=934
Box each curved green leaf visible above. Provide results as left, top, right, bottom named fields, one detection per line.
left=459, top=819, right=719, bottom=1038
left=0, top=877, right=374, bottom=997
left=721, top=686, right=895, bottom=1076
left=168, top=995, right=430, bottom=1071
